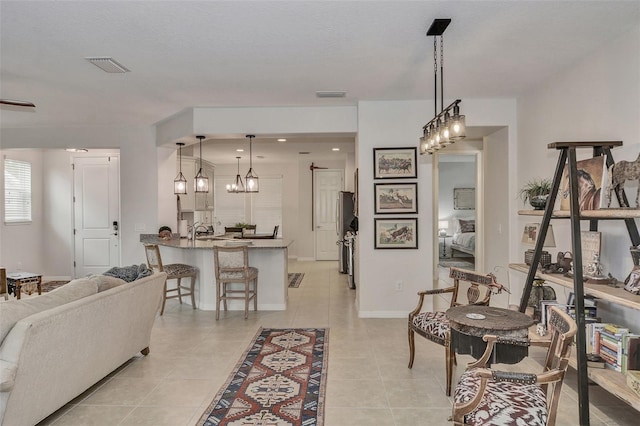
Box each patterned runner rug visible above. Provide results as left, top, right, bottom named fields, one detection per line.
left=197, top=327, right=329, bottom=426
left=287, top=273, right=305, bottom=288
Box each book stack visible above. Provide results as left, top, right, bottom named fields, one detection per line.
left=591, top=324, right=640, bottom=374
left=598, top=324, right=628, bottom=372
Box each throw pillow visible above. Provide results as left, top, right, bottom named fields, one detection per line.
left=103, top=264, right=152, bottom=282
left=459, top=219, right=475, bottom=233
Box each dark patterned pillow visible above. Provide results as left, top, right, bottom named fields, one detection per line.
left=459, top=219, right=475, bottom=233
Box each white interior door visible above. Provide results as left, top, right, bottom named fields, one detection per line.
left=73, top=156, right=120, bottom=277
left=314, top=169, right=343, bottom=260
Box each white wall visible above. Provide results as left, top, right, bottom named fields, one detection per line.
left=515, top=24, right=640, bottom=324
left=438, top=159, right=477, bottom=231
left=0, top=149, right=44, bottom=273
left=0, top=126, right=158, bottom=278
left=356, top=99, right=517, bottom=317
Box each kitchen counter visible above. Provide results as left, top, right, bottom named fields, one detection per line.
left=140, top=234, right=293, bottom=312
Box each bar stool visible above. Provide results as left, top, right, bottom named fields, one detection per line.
left=213, top=245, right=258, bottom=320
left=143, top=244, right=198, bottom=315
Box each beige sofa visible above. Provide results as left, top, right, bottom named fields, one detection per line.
left=0, top=271, right=167, bottom=426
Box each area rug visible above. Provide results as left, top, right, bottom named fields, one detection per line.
left=41, top=280, right=69, bottom=292
left=288, top=272, right=305, bottom=288
left=197, top=327, right=329, bottom=426
left=439, top=259, right=475, bottom=269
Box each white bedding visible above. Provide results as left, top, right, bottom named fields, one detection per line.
left=452, top=232, right=475, bottom=250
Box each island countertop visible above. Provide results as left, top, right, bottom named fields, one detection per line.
left=140, top=234, right=293, bottom=249
left=139, top=234, right=291, bottom=312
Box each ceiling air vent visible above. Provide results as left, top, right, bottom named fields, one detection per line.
left=298, top=152, right=311, bottom=155
left=85, top=57, right=130, bottom=73
left=315, top=91, right=346, bottom=98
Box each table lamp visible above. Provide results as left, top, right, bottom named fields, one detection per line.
left=522, top=223, right=555, bottom=268
left=438, top=220, right=448, bottom=237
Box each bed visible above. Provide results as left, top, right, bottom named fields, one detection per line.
left=450, top=218, right=475, bottom=259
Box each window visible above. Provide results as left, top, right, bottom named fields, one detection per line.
left=214, top=175, right=282, bottom=234
left=4, top=158, right=32, bottom=223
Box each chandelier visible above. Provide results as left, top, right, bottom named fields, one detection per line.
left=194, top=135, right=209, bottom=193
left=227, top=156, right=245, bottom=193
left=173, top=142, right=187, bottom=194
left=419, top=18, right=466, bottom=155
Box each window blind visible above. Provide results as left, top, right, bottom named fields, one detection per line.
left=4, top=158, right=32, bottom=223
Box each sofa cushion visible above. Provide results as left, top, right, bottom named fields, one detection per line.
left=87, top=274, right=127, bottom=292
left=0, top=278, right=98, bottom=343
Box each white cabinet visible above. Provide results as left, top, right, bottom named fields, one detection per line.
left=178, top=157, right=214, bottom=212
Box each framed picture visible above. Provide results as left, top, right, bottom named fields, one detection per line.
left=581, top=231, right=601, bottom=274
left=374, top=217, right=418, bottom=249
left=559, top=156, right=607, bottom=211
left=454, top=188, right=475, bottom=210
left=374, top=182, right=418, bottom=214
left=373, top=147, right=417, bottom=179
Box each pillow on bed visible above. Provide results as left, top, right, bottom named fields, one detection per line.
left=458, top=219, right=475, bottom=233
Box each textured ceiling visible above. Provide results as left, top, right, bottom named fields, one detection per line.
left=1, top=1, right=639, bottom=132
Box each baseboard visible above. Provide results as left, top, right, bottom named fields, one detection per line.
left=358, top=310, right=408, bottom=318
left=43, top=276, right=72, bottom=282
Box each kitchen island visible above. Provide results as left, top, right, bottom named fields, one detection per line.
left=140, top=235, right=293, bottom=312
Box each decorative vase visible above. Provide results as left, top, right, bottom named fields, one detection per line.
left=527, top=278, right=556, bottom=322
left=529, top=195, right=549, bottom=210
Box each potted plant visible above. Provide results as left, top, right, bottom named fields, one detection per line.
left=519, top=178, right=552, bottom=210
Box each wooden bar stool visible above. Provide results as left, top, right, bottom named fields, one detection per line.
left=144, top=244, right=198, bottom=315
left=213, top=245, right=258, bottom=320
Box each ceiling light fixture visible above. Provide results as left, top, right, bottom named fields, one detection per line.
left=194, top=135, right=209, bottom=193
left=84, top=57, right=130, bottom=73
left=277, top=138, right=287, bottom=142
left=227, top=156, right=245, bottom=193
left=316, top=91, right=347, bottom=98
left=236, top=148, right=244, bottom=152
left=174, top=142, right=187, bottom=194
left=419, top=18, right=466, bottom=155
left=245, top=135, right=259, bottom=193
left=65, top=148, right=89, bottom=153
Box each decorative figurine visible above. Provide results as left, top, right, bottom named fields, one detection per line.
left=607, top=152, right=640, bottom=207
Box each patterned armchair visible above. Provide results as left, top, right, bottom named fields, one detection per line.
left=451, top=305, right=577, bottom=426
left=408, top=267, right=505, bottom=396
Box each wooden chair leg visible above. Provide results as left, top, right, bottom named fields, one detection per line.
left=189, top=274, right=196, bottom=309
left=223, top=283, right=228, bottom=311
left=244, top=279, right=249, bottom=319
left=253, top=278, right=257, bottom=312
left=408, top=328, right=415, bottom=368
left=160, top=281, right=168, bottom=315
left=176, top=278, right=183, bottom=304
left=445, top=343, right=453, bottom=396
left=215, top=279, right=221, bottom=321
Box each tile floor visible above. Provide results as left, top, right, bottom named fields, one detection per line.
left=38, top=260, right=636, bottom=425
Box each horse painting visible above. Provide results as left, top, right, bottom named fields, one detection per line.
left=607, top=152, right=640, bottom=208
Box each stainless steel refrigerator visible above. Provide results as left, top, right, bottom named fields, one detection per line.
left=336, top=191, right=355, bottom=274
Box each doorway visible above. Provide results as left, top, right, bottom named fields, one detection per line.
left=73, top=155, right=121, bottom=277
left=313, top=169, right=344, bottom=260
left=435, top=152, right=481, bottom=272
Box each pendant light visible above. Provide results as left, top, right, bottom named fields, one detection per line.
left=226, top=156, right=245, bottom=193
left=419, top=18, right=466, bottom=155
left=245, top=134, right=259, bottom=193
left=174, top=142, right=187, bottom=194
left=194, top=135, right=209, bottom=193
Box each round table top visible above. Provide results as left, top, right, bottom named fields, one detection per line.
left=446, top=305, right=534, bottom=331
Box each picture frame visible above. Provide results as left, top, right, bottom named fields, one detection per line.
left=374, top=217, right=418, bottom=249
left=373, top=147, right=417, bottom=179
left=374, top=182, right=418, bottom=214
left=581, top=231, right=601, bottom=274
left=454, top=187, right=475, bottom=210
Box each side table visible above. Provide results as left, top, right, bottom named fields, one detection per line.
left=6, top=272, right=42, bottom=299
left=439, top=234, right=451, bottom=257
left=446, top=305, right=534, bottom=364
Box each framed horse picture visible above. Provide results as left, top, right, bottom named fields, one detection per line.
left=373, top=147, right=417, bottom=179
left=374, top=217, right=418, bottom=249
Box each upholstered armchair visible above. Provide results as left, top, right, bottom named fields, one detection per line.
left=451, top=305, right=577, bottom=426
left=408, top=267, right=505, bottom=396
